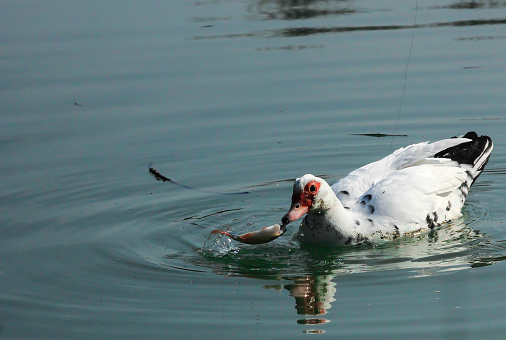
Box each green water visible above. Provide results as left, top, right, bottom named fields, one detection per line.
left=1, top=0, right=506, bottom=338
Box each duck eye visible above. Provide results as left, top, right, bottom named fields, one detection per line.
left=309, top=184, right=317, bottom=193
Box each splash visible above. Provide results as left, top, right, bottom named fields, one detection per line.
left=200, top=230, right=239, bottom=258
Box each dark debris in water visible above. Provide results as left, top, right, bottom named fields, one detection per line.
left=351, top=133, right=408, bottom=138
left=148, top=166, right=249, bottom=195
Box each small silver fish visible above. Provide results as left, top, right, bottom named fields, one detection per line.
left=211, top=224, right=286, bottom=244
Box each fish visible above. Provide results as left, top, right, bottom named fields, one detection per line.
left=211, top=224, right=286, bottom=244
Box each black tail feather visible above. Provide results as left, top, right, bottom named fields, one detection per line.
left=434, top=131, right=493, bottom=167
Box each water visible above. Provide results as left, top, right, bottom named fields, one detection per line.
left=1, top=0, right=506, bottom=338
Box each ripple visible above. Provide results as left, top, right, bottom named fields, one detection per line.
left=124, top=178, right=506, bottom=282
left=139, top=218, right=498, bottom=281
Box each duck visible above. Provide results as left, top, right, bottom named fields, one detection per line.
left=281, top=132, right=493, bottom=246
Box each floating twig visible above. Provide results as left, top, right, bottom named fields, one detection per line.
left=148, top=166, right=249, bottom=195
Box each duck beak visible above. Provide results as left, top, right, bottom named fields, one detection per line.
left=281, top=202, right=309, bottom=225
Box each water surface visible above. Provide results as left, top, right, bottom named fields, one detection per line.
left=1, top=0, right=506, bottom=338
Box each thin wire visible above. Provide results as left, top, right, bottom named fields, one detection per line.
left=388, top=0, right=419, bottom=153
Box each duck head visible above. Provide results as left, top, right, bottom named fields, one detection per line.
left=281, top=174, right=331, bottom=225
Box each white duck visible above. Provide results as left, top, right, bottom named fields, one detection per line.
left=281, top=132, right=493, bottom=246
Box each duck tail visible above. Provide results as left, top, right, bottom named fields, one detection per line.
left=434, top=131, right=493, bottom=186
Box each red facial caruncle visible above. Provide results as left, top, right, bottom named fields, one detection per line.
left=282, top=180, right=321, bottom=224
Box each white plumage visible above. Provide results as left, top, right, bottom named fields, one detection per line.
left=282, top=132, right=493, bottom=246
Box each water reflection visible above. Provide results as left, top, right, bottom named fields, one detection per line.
left=192, top=216, right=506, bottom=332
left=192, top=0, right=506, bottom=40
left=266, top=274, right=335, bottom=330
left=249, top=0, right=506, bottom=20
left=429, top=0, right=506, bottom=10
left=248, top=0, right=356, bottom=21
left=273, top=18, right=506, bottom=38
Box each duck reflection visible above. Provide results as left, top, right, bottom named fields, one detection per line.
left=265, top=274, right=335, bottom=330
left=271, top=218, right=492, bottom=328
left=197, top=215, right=502, bottom=332
left=285, top=275, right=335, bottom=317
left=287, top=275, right=335, bottom=326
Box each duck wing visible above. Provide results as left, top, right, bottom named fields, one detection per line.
left=344, top=132, right=493, bottom=233
left=331, top=137, right=471, bottom=206
left=350, top=158, right=468, bottom=232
